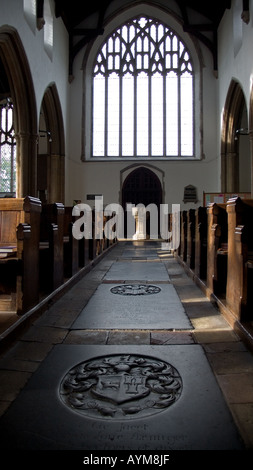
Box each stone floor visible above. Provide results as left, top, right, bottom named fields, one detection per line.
left=0, top=241, right=253, bottom=452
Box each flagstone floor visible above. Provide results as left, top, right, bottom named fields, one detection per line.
left=0, top=241, right=253, bottom=450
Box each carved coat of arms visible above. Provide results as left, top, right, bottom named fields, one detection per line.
left=110, top=284, right=161, bottom=295
left=60, top=354, right=182, bottom=419
left=93, top=374, right=149, bottom=404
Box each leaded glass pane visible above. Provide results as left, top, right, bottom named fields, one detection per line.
left=108, top=73, right=119, bottom=156
left=180, top=72, right=193, bottom=156
left=0, top=98, right=16, bottom=193
left=166, top=72, right=178, bottom=156
left=93, top=75, right=105, bottom=156
left=151, top=73, right=163, bottom=156
left=122, top=73, right=134, bottom=156
left=137, top=72, right=149, bottom=156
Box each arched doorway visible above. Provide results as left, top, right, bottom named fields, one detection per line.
left=38, top=84, right=65, bottom=204
left=122, top=166, right=162, bottom=207
left=122, top=167, right=162, bottom=239
left=221, top=80, right=251, bottom=193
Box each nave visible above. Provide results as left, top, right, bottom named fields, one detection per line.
left=0, top=241, right=252, bottom=451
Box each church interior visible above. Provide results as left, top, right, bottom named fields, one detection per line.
left=0, top=0, right=253, bottom=452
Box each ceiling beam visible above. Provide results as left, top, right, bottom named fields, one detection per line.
left=68, top=3, right=109, bottom=78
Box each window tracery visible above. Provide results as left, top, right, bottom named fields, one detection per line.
left=92, top=16, right=194, bottom=158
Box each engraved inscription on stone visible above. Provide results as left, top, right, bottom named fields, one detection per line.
left=60, top=354, right=182, bottom=419
left=110, top=284, right=161, bottom=296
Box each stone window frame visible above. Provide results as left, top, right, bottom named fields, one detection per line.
left=81, top=4, right=203, bottom=162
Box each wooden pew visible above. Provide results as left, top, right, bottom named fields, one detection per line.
left=179, top=211, right=187, bottom=262
left=206, top=202, right=228, bottom=297
left=195, top=206, right=207, bottom=281
left=94, top=208, right=104, bottom=256
left=71, top=204, right=91, bottom=269
left=63, top=207, right=79, bottom=278
left=39, top=203, right=65, bottom=293
left=89, top=210, right=97, bottom=260
left=0, top=196, right=42, bottom=314
left=186, top=209, right=195, bottom=270
left=103, top=214, right=110, bottom=250
left=226, top=197, right=253, bottom=321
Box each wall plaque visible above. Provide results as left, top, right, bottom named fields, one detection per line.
left=183, top=185, right=197, bottom=203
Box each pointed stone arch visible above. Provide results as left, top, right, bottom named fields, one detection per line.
left=0, top=25, right=37, bottom=197
left=221, top=79, right=251, bottom=193
left=38, top=84, right=65, bottom=203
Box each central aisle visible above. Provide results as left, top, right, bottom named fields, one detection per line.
left=72, top=243, right=191, bottom=330
left=0, top=241, right=244, bottom=450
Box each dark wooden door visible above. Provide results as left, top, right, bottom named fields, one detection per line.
left=122, top=167, right=162, bottom=238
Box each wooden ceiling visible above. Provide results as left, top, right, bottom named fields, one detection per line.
left=53, top=0, right=234, bottom=75
left=54, top=1, right=232, bottom=30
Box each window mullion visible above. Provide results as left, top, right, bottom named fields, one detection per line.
left=119, top=74, right=122, bottom=157
left=178, top=72, right=181, bottom=157
left=148, top=74, right=152, bottom=157
left=105, top=75, right=108, bottom=157
left=163, top=73, right=166, bottom=157
left=134, top=74, right=137, bottom=156
left=148, top=27, right=151, bottom=158
left=10, top=146, right=14, bottom=193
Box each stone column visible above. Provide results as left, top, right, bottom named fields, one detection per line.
left=15, top=132, right=37, bottom=197
left=226, top=152, right=239, bottom=192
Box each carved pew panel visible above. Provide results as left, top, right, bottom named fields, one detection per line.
left=63, top=207, right=79, bottom=278
left=180, top=211, right=187, bottom=262
left=16, top=223, right=40, bottom=314
left=195, top=206, right=207, bottom=280
left=89, top=210, right=97, bottom=261
left=0, top=197, right=42, bottom=314
left=39, top=203, right=65, bottom=294
left=186, top=209, right=195, bottom=270
left=207, top=203, right=228, bottom=296
left=226, top=197, right=253, bottom=321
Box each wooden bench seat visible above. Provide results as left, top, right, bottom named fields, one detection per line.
left=194, top=206, right=207, bottom=280
left=63, top=207, right=79, bottom=277
left=0, top=196, right=42, bottom=314
left=207, top=202, right=228, bottom=297
left=179, top=211, right=187, bottom=262
left=39, top=203, right=65, bottom=294
left=186, top=209, right=195, bottom=270
left=226, top=197, right=253, bottom=321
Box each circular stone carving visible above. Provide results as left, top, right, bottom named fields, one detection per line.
left=110, top=284, right=161, bottom=296
left=59, top=354, right=182, bottom=419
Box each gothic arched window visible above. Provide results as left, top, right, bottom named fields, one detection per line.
left=0, top=98, right=16, bottom=194
left=92, top=16, right=194, bottom=158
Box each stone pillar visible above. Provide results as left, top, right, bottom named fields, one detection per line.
left=226, top=152, right=239, bottom=192
left=49, top=153, right=65, bottom=203
left=16, top=132, right=37, bottom=198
